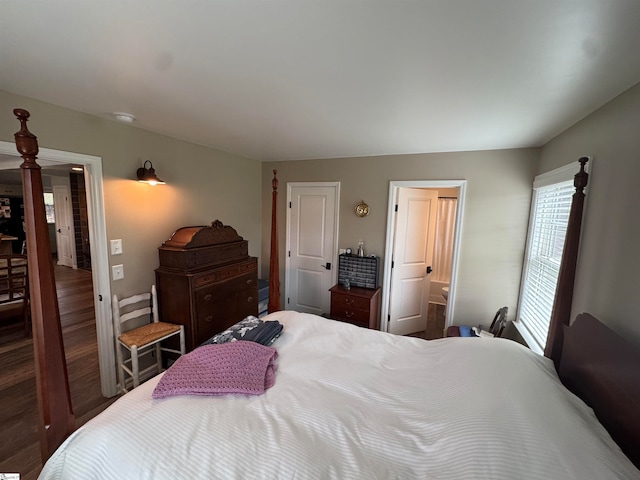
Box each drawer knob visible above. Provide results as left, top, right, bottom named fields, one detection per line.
left=246, top=279, right=253, bottom=285
left=247, top=296, right=253, bottom=303
left=345, top=311, right=354, bottom=318
left=205, top=315, right=213, bottom=323
left=344, top=298, right=354, bottom=305
left=204, top=294, right=212, bottom=301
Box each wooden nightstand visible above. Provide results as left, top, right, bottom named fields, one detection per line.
left=329, top=284, right=381, bottom=329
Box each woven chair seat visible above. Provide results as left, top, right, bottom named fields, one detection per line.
left=113, top=286, right=186, bottom=392
left=119, top=322, right=182, bottom=349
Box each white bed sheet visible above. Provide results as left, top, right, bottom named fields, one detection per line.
left=40, top=311, right=639, bottom=479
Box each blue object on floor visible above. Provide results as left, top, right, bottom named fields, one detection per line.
left=458, top=326, right=474, bottom=337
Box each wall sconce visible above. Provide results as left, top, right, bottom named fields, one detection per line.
left=136, top=160, right=165, bottom=186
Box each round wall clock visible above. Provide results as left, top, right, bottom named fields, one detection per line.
left=354, top=200, right=370, bottom=217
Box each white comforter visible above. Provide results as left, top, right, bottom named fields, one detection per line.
left=40, top=311, right=639, bottom=479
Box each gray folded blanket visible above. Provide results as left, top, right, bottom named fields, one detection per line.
left=202, top=315, right=284, bottom=347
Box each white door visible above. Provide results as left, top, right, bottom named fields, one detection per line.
left=286, top=183, right=339, bottom=315
left=53, top=184, right=75, bottom=268
left=388, top=188, right=438, bottom=335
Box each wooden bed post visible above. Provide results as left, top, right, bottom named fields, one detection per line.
left=268, top=170, right=281, bottom=313
left=545, top=157, right=589, bottom=366
left=13, top=109, right=75, bottom=461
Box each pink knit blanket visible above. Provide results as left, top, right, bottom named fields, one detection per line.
left=152, top=341, right=278, bottom=399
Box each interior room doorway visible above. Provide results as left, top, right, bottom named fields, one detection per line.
left=381, top=180, right=466, bottom=336
left=285, top=182, right=340, bottom=316
left=0, top=141, right=116, bottom=397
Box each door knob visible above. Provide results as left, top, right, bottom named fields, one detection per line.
left=321, top=262, right=332, bottom=270
left=426, top=266, right=433, bottom=274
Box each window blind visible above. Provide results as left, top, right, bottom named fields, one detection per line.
left=517, top=179, right=575, bottom=352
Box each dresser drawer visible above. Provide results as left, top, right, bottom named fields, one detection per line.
left=194, top=258, right=257, bottom=287
left=159, top=240, right=248, bottom=271
left=195, top=273, right=256, bottom=309
left=194, top=272, right=258, bottom=343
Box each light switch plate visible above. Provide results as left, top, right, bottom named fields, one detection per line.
left=110, top=239, right=123, bottom=255
left=112, top=264, right=124, bottom=281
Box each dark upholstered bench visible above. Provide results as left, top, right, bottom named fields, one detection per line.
left=446, top=326, right=461, bottom=337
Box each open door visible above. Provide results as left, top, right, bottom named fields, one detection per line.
left=53, top=184, right=75, bottom=268
left=381, top=180, right=466, bottom=336
left=388, top=188, right=438, bottom=335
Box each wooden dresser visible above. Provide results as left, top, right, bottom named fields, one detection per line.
left=329, top=284, right=381, bottom=329
left=155, top=220, right=258, bottom=351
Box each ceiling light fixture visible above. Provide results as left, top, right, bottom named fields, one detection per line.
left=136, top=160, right=165, bottom=186
left=113, top=112, right=135, bottom=123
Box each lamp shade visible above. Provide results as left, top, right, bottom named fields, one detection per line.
left=137, top=160, right=165, bottom=185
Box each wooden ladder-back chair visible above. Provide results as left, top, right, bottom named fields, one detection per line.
left=0, top=253, right=31, bottom=337
left=446, top=306, right=509, bottom=338
left=112, top=285, right=185, bottom=392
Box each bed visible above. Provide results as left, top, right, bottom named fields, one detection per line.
left=10, top=110, right=640, bottom=479
left=38, top=310, right=638, bottom=479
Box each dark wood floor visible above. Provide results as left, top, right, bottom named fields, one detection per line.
left=0, top=264, right=118, bottom=479
left=407, top=302, right=446, bottom=340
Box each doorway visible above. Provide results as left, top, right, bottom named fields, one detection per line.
left=0, top=141, right=116, bottom=397
left=381, top=180, right=466, bottom=335
left=285, top=182, right=340, bottom=316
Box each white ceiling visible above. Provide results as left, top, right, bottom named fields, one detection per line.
left=2, top=1, right=640, bottom=161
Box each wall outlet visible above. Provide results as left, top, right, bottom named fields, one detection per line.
left=112, top=264, right=124, bottom=281
left=110, top=239, right=123, bottom=255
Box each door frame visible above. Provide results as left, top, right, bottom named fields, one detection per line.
left=0, top=141, right=116, bottom=397
left=381, top=180, right=467, bottom=333
left=285, top=181, right=340, bottom=314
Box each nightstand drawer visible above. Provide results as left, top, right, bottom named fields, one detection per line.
left=330, top=306, right=370, bottom=327
left=331, top=291, right=370, bottom=310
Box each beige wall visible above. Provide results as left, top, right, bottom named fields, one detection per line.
left=13, top=77, right=635, bottom=346
left=539, top=81, right=640, bottom=348
left=262, top=149, right=539, bottom=327
left=0, top=90, right=262, bottom=299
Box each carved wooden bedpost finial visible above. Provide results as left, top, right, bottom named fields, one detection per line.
left=575, top=157, right=589, bottom=192
left=13, top=108, right=40, bottom=163
left=268, top=170, right=281, bottom=313
left=13, top=108, right=75, bottom=461
left=545, top=157, right=590, bottom=366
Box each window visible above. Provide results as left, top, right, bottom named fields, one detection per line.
left=516, top=163, right=587, bottom=354
left=43, top=192, right=55, bottom=224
